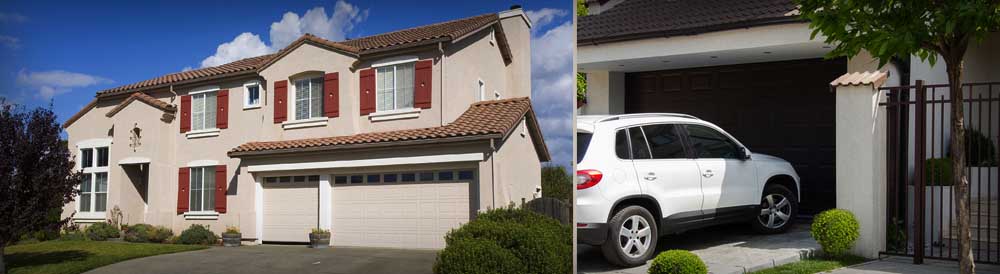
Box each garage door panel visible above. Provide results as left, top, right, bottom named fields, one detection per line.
left=263, top=182, right=318, bottom=243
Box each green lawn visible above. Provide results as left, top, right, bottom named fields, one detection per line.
left=750, top=255, right=867, bottom=274
left=5, top=240, right=208, bottom=274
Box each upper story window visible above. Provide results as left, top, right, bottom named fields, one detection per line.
left=376, top=62, right=415, bottom=111
left=293, top=76, right=324, bottom=120
left=244, top=81, right=263, bottom=109
left=191, top=91, right=217, bottom=131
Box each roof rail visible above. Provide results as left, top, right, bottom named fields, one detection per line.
left=597, top=113, right=700, bottom=123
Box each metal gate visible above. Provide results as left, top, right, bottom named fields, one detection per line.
left=882, top=80, right=1000, bottom=264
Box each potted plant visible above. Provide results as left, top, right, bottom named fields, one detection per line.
left=222, top=226, right=241, bottom=247
left=309, top=228, right=331, bottom=248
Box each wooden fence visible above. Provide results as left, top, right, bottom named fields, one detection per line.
left=523, top=197, right=571, bottom=225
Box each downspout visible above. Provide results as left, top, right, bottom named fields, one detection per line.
left=438, top=42, right=445, bottom=126
left=490, top=138, right=497, bottom=208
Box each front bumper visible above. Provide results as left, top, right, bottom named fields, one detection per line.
left=577, top=223, right=609, bottom=245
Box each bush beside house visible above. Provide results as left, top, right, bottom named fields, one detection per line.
left=811, top=209, right=860, bottom=257
left=124, top=224, right=173, bottom=243
left=648, top=250, right=707, bottom=274
left=433, top=207, right=571, bottom=274
left=85, top=222, right=121, bottom=241
left=177, top=224, right=218, bottom=245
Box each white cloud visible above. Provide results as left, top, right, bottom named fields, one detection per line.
left=0, top=35, right=19, bottom=49
left=198, top=0, right=367, bottom=68
left=16, top=69, right=112, bottom=100
left=0, top=12, right=27, bottom=24
left=528, top=15, right=575, bottom=168
left=531, top=21, right=573, bottom=76
left=525, top=8, right=568, bottom=30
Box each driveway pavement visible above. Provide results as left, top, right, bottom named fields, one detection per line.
left=829, top=256, right=1000, bottom=274
left=578, top=221, right=820, bottom=274
left=85, top=244, right=438, bottom=274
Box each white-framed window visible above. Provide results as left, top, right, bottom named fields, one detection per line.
left=477, top=79, right=486, bottom=101
left=78, top=143, right=110, bottom=215
left=292, top=76, right=324, bottom=120
left=191, top=91, right=217, bottom=131
left=376, top=62, right=415, bottom=112
left=189, top=166, right=216, bottom=212
left=243, top=80, right=263, bottom=109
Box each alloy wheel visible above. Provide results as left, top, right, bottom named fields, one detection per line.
left=618, top=215, right=652, bottom=258
left=758, top=194, right=792, bottom=229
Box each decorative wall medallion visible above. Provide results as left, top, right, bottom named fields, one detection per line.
left=129, top=123, right=142, bottom=152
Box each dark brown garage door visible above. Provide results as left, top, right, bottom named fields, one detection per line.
left=625, top=58, right=846, bottom=214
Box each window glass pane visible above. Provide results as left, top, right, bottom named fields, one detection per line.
left=96, top=193, right=107, bottom=212
left=278, top=176, right=291, bottom=183
left=247, top=85, right=260, bottom=106
left=308, top=175, right=320, bottom=182
left=265, top=177, right=278, bottom=183
left=366, top=174, right=380, bottom=183
left=685, top=125, right=740, bottom=159
left=293, top=176, right=306, bottom=182
left=401, top=173, right=416, bottom=182
left=205, top=93, right=216, bottom=128
left=295, top=79, right=310, bottom=120
left=438, top=171, right=454, bottom=181
left=383, top=174, right=397, bottom=183
left=577, top=132, right=593, bottom=163
left=458, top=171, right=474, bottom=180
left=81, top=149, right=93, bottom=168
left=642, top=125, right=686, bottom=159
left=628, top=127, right=652, bottom=159
left=350, top=175, right=363, bottom=184
left=615, top=129, right=631, bottom=159
left=377, top=66, right=394, bottom=111
left=97, top=147, right=109, bottom=167
left=80, top=193, right=91, bottom=212
left=80, top=174, right=92, bottom=192
left=334, top=176, right=347, bottom=184
left=310, top=77, right=323, bottom=118
left=192, top=94, right=205, bottom=130
left=190, top=167, right=202, bottom=211
left=419, top=172, right=434, bottom=181
left=95, top=173, right=108, bottom=192
left=397, top=63, right=414, bottom=108
left=203, top=166, right=215, bottom=211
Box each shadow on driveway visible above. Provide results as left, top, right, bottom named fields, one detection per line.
left=578, top=221, right=820, bottom=274
left=85, top=244, right=438, bottom=274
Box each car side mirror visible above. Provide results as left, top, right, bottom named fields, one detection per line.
left=738, top=147, right=751, bottom=160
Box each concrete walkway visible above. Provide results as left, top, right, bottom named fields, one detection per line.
left=578, top=222, right=820, bottom=274
left=830, top=256, right=1000, bottom=274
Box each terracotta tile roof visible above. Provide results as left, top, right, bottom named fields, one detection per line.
left=61, top=98, right=98, bottom=129
left=96, top=54, right=275, bottom=98
left=342, top=13, right=498, bottom=52
left=578, top=0, right=800, bottom=44
left=830, top=71, right=889, bottom=87
left=105, top=92, right=176, bottom=117
left=229, top=97, right=550, bottom=161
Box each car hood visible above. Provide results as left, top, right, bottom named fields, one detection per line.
left=751, top=153, right=788, bottom=163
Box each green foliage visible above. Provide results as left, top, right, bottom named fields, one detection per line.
left=59, top=230, right=86, bottom=241
left=5, top=240, right=206, bottom=274
left=84, top=222, right=120, bottom=241
left=925, top=158, right=954, bottom=186
left=541, top=165, right=572, bottom=202
left=124, top=224, right=173, bottom=243
left=886, top=218, right=907, bottom=253
left=811, top=209, right=861, bottom=257
left=965, top=127, right=997, bottom=166
left=749, top=255, right=866, bottom=274
left=648, top=250, right=708, bottom=274
left=576, top=0, right=588, bottom=17
left=577, top=73, right=588, bottom=102
left=434, top=207, right=571, bottom=274
left=177, top=224, right=217, bottom=245
left=224, top=226, right=240, bottom=234
left=310, top=228, right=330, bottom=235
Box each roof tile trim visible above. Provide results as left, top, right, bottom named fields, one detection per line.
left=830, top=71, right=889, bottom=87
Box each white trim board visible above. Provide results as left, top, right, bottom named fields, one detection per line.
left=247, top=153, right=485, bottom=173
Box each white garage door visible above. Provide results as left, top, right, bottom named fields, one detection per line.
left=263, top=177, right=318, bottom=242
left=332, top=171, right=472, bottom=249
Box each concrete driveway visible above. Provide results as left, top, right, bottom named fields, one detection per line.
left=578, top=221, right=820, bottom=274
left=85, top=244, right=438, bottom=274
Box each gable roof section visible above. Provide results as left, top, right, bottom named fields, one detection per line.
left=61, top=98, right=98, bottom=129
left=105, top=92, right=176, bottom=118
left=578, top=0, right=800, bottom=44
left=228, top=97, right=550, bottom=161
left=97, top=54, right=275, bottom=98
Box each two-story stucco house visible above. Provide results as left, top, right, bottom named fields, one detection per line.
left=60, top=8, right=548, bottom=249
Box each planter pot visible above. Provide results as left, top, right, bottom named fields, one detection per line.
left=222, top=233, right=241, bottom=247
left=309, top=233, right=330, bottom=248
left=907, top=185, right=953, bottom=248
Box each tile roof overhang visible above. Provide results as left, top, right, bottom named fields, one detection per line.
left=830, top=71, right=889, bottom=88
left=104, top=92, right=176, bottom=118
left=228, top=97, right=551, bottom=162
left=578, top=0, right=802, bottom=45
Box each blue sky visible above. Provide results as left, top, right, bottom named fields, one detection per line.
left=0, top=0, right=574, bottom=168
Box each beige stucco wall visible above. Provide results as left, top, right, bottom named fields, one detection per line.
left=490, top=118, right=543, bottom=207
left=443, top=29, right=511, bottom=122
left=500, top=14, right=532, bottom=99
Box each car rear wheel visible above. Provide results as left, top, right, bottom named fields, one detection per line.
left=601, top=205, right=658, bottom=267
left=752, top=184, right=797, bottom=234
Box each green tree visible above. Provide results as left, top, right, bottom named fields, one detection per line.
left=0, top=99, right=82, bottom=273
left=541, top=165, right=571, bottom=202
left=577, top=0, right=589, bottom=104
left=798, top=1, right=1000, bottom=273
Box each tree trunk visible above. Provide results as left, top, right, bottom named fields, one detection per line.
left=946, top=58, right=975, bottom=274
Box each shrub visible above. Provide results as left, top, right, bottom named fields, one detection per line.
left=178, top=224, right=218, bottom=245
left=648, top=250, right=707, bottom=274
left=124, top=224, right=173, bottom=243
left=811, top=209, right=860, bottom=257
left=966, top=127, right=997, bottom=166
left=225, top=226, right=240, bottom=234
left=85, top=222, right=121, bottom=241
left=925, top=158, right=953, bottom=186
left=434, top=207, right=571, bottom=274
left=60, top=230, right=86, bottom=241
left=311, top=228, right=330, bottom=235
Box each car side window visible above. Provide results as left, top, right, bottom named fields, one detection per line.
left=615, top=129, right=630, bottom=159
left=684, top=125, right=740, bottom=159
left=628, top=127, right=652, bottom=159
left=641, top=124, right=686, bottom=159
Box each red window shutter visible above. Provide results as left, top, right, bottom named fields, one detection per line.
left=177, top=167, right=189, bottom=214
left=180, top=95, right=191, bottom=133
left=359, top=69, right=376, bottom=115
left=274, top=80, right=288, bottom=123
left=414, top=60, right=433, bottom=109
left=214, top=165, right=227, bottom=213
left=216, top=89, right=229, bottom=129
left=323, top=72, right=340, bottom=117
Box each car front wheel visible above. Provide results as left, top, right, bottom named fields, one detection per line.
left=752, top=184, right=797, bottom=233
left=601, top=205, right=658, bottom=267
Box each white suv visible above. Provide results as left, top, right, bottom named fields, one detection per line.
left=576, top=114, right=801, bottom=266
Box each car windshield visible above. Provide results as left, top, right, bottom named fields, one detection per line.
left=577, top=132, right=593, bottom=163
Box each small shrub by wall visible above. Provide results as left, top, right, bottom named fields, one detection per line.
left=647, top=250, right=707, bottom=274
left=85, top=222, right=121, bottom=241
left=178, top=224, right=218, bottom=245
left=124, top=224, right=174, bottom=243
left=811, top=209, right=861, bottom=257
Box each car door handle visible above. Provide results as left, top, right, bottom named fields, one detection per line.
left=702, top=170, right=714, bottom=178
left=643, top=172, right=657, bottom=181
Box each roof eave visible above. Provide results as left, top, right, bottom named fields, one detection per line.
left=96, top=70, right=259, bottom=99
left=578, top=17, right=804, bottom=45
left=227, top=134, right=503, bottom=158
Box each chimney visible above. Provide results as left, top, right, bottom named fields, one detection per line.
left=509, top=4, right=522, bottom=10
